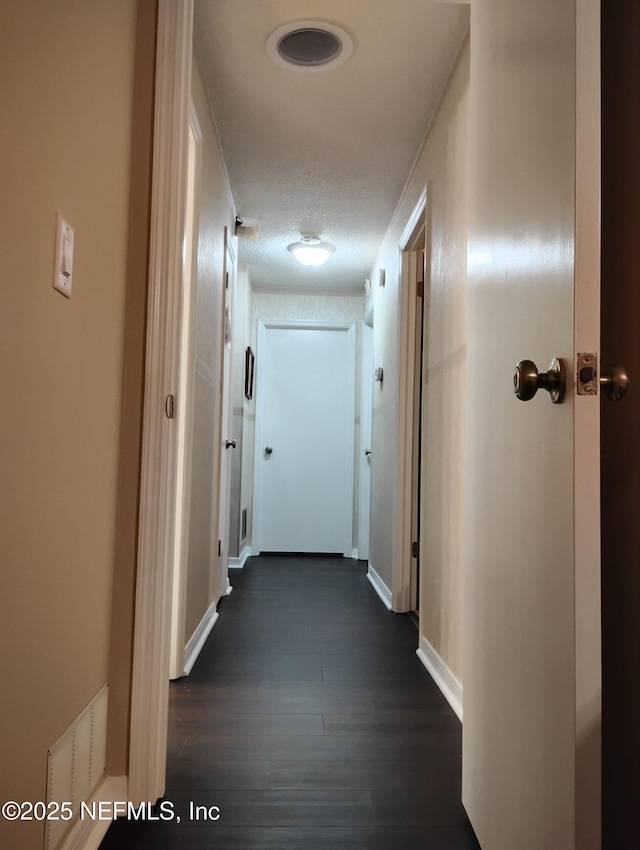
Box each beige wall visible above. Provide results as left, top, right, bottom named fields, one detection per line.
left=0, top=2, right=154, bottom=848
left=369, top=37, right=469, bottom=680
left=184, top=52, right=236, bottom=640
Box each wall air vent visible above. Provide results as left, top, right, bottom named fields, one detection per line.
left=266, top=20, right=356, bottom=72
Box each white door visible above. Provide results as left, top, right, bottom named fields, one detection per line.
left=462, top=2, right=601, bottom=849
left=254, top=321, right=356, bottom=555
left=358, top=323, right=373, bottom=561
left=169, top=108, right=200, bottom=679
left=216, top=230, right=237, bottom=599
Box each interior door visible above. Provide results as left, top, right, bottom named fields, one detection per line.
left=357, top=322, right=373, bottom=561
left=462, top=2, right=601, bottom=849
left=254, top=321, right=356, bottom=555
left=216, top=230, right=237, bottom=599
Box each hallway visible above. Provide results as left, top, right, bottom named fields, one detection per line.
left=101, top=557, right=479, bottom=849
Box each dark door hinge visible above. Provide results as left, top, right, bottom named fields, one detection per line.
left=412, top=540, right=419, bottom=559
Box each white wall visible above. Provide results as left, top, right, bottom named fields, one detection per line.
left=369, top=37, right=469, bottom=680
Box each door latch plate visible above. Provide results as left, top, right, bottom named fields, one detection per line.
left=576, top=353, right=598, bottom=396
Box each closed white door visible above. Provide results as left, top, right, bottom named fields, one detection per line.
left=462, top=1, right=601, bottom=849
left=254, top=321, right=356, bottom=555
left=217, top=231, right=237, bottom=599
left=358, top=322, right=373, bottom=561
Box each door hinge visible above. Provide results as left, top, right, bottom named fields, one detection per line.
left=165, top=393, right=176, bottom=419
left=412, top=540, right=419, bottom=559
left=576, top=352, right=598, bottom=396
left=218, top=539, right=222, bottom=557
left=417, top=278, right=424, bottom=298
left=225, top=272, right=229, bottom=289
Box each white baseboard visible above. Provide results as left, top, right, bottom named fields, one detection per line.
left=350, top=548, right=359, bottom=560
left=229, top=545, right=252, bottom=569
left=416, top=635, right=463, bottom=722
left=367, top=563, right=393, bottom=610
left=58, top=775, right=127, bottom=850
left=183, top=602, right=218, bottom=675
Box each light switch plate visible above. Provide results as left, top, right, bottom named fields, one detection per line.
left=53, top=212, right=74, bottom=298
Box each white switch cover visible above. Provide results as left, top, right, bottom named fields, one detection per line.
left=53, top=213, right=74, bottom=298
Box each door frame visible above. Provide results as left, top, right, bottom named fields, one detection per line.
left=128, top=0, right=193, bottom=804
left=394, top=187, right=428, bottom=611
left=252, top=319, right=357, bottom=557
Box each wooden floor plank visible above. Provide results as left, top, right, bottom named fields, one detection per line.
left=100, top=556, right=479, bottom=849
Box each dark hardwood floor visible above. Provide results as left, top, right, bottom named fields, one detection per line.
left=100, top=556, right=480, bottom=849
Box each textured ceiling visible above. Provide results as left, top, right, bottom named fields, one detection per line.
left=194, top=0, right=469, bottom=293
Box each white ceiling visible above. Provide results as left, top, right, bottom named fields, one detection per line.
left=194, top=0, right=469, bottom=294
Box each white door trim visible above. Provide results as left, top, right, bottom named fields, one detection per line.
left=574, top=0, right=602, bottom=840
left=128, top=0, right=193, bottom=805
left=252, top=319, right=357, bottom=558
left=394, top=187, right=427, bottom=611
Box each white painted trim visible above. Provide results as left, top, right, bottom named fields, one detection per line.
left=400, top=187, right=428, bottom=249
left=393, top=189, right=428, bottom=613
left=229, top=545, right=252, bottom=569
left=351, top=548, right=359, bottom=560
left=183, top=603, right=219, bottom=675
left=367, top=563, right=393, bottom=610
left=252, top=320, right=357, bottom=557
left=574, top=0, right=602, bottom=841
left=416, top=635, right=463, bottom=722
left=57, top=775, right=128, bottom=850
left=128, top=0, right=193, bottom=806
left=343, top=324, right=357, bottom=558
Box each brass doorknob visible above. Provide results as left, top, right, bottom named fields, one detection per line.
left=513, top=358, right=566, bottom=404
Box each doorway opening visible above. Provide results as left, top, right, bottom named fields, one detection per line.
left=397, top=189, right=429, bottom=615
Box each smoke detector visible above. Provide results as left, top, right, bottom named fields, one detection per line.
left=266, top=20, right=356, bottom=72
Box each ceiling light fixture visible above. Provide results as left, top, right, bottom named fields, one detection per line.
left=287, top=235, right=335, bottom=267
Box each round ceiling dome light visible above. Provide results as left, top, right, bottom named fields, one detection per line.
left=287, top=235, right=335, bottom=267
left=266, top=20, right=356, bottom=72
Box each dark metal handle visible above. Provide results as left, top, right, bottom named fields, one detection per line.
left=265, top=446, right=273, bottom=455
left=225, top=439, right=237, bottom=449
left=365, top=450, right=371, bottom=458
left=601, top=365, right=630, bottom=401
left=513, top=358, right=566, bottom=404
